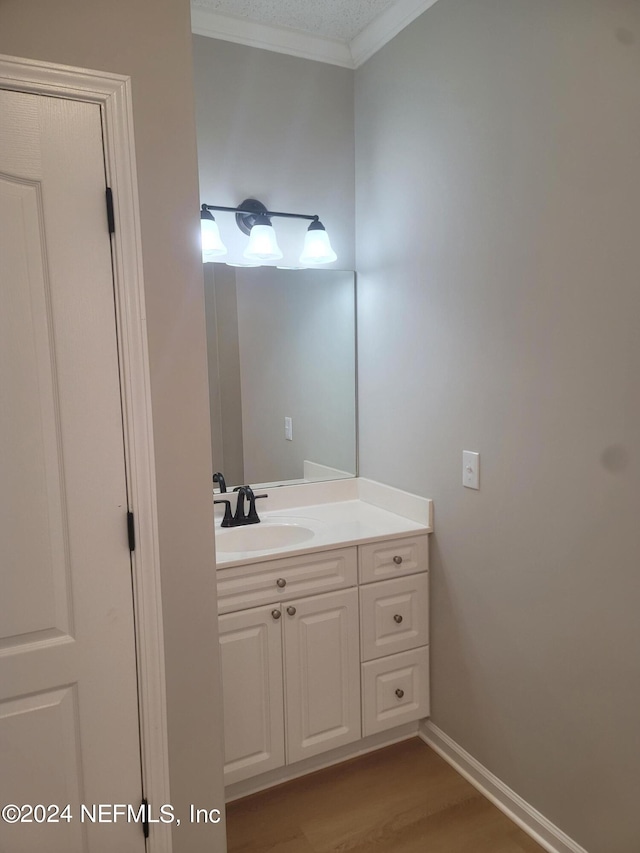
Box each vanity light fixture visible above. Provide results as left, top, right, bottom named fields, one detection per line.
left=200, top=198, right=338, bottom=266
left=243, top=210, right=283, bottom=261
left=200, top=208, right=228, bottom=260
left=299, top=220, right=337, bottom=265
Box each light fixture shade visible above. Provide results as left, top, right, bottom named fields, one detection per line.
left=243, top=215, right=283, bottom=261
left=201, top=209, right=227, bottom=261
left=299, top=221, right=337, bottom=265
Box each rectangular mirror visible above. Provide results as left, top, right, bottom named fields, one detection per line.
left=204, top=265, right=357, bottom=488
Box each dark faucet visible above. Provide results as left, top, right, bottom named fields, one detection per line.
left=232, top=485, right=268, bottom=526
left=213, top=472, right=227, bottom=493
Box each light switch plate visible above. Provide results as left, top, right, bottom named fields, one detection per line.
left=463, top=451, right=480, bottom=489
left=285, top=417, right=293, bottom=441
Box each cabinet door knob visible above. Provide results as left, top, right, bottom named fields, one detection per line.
left=393, top=555, right=403, bottom=565
left=395, top=688, right=405, bottom=699
left=286, top=605, right=297, bottom=616
left=393, top=614, right=403, bottom=624
left=276, top=578, right=287, bottom=588
left=271, top=609, right=281, bottom=620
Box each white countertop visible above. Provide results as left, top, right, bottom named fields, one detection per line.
left=214, top=478, right=433, bottom=568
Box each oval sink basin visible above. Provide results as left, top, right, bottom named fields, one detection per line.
left=216, top=522, right=315, bottom=554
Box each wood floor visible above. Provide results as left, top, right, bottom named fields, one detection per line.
left=226, top=738, right=546, bottom=853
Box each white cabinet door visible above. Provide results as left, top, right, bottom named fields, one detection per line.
left=219, top=605, right=285, bottom=785
left=0, top=90, right=144, bottom=851
left=283, top=588, right=361, bottom=764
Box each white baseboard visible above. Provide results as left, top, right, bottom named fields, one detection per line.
left=419, top=722, right=588, bottom=853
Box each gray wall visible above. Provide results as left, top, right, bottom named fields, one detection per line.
left=355, top=1, right=640, bottom=851
left=193, top=36, right=355, bottom=269
left=0, top=3, right=226, bottom=851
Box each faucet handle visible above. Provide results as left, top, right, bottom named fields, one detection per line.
left=214, top=498, right=233, bottom=528
left=244, top=490, right=268, bottom=525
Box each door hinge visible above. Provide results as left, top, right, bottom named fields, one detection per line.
left=127, top=511, right=136, bottom=552
left=105, top=187, right=115, bottom=234
left=141, top=798, right=150, bottom=839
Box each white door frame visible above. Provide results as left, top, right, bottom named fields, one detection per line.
left=0, top=54, right=172, bottom=853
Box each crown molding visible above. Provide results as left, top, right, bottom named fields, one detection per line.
left=191, top=0, right=442, bottom=69
left=191, top=7, right=353, bottom=68
left=350, top=0, right=442, bottom=67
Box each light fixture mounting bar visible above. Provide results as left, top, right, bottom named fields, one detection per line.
left=252, top=209, right=319, bottom=222
left=202, top=204, right=320, bottom=230
left=202, top=203, right=319, bottom=222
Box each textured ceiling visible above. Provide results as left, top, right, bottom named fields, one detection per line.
left=190, top=0, right=399, bottom=42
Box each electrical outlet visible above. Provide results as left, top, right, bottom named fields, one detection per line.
left=285, top=417, right=293, bottom=441
left=463, top=451, right=480, bottom=489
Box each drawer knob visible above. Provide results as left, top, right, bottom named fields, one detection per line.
left=271, top=609, right=281, bottom=620
left=286, top=605, right=297, bottom=616
left=395, top=688, right=405, bottom=699
left=393, top=555, right=403, bottom=565
left=393, top=614, right=403, bottom=624
left=276, top=578, right=287, bottom=588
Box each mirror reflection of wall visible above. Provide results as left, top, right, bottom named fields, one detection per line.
left=204, top=265, right=356, bottom=488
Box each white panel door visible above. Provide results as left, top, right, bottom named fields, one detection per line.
left=219, top=605, right=285, bottom=785
left=283, top=588, right=360, bottom=764
left=0, top=89, right=145, bottom=851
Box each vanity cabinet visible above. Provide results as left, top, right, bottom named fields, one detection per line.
left=218, top=533, right=430, bottom=788
left=218, top=563, right=361, bottom=785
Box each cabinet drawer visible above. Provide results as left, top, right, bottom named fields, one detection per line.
left=360, top=574, right=429, bottom=662
left=358, top=536, right=428, bottom=584
left=361, top=646, right=430, bottom=736
left=217, top=547, right=357, bottom=614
